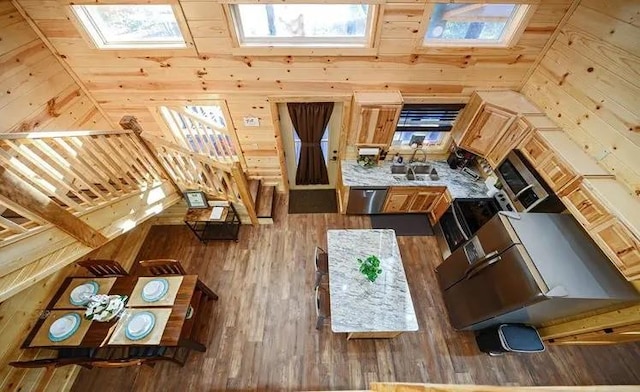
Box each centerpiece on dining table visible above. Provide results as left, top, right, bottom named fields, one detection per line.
left=358, top=255, right=383, bottom=282
left=84, top=294, right=128, bottom=322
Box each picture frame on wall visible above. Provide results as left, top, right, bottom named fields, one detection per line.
left=184, top=191, right=208, bottom=209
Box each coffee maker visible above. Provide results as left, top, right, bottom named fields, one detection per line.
left=447, top=145, right=477, bottom=169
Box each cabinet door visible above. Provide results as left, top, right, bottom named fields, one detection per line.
left=562, top=182, right=610, bottom=229
left=538, top=154, right=577, bottom=192
left=383, top=188, right=415, bottom=213
left=486, top=117, right=531, bottom=168
left=519, top=132, right=552, bottom=167
left=429, top=191, right=452, bottom=225
left=459, top=104, right=515, bottom=156
left=356, top=105, right=401, bottom=146
left=409, top=188, right=445, bottom=212
left=590, top=218, right=640, bottom=280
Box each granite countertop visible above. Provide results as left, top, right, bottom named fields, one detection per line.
left=341, top=160, right=489, bottom=199
left=327, top=229, right=418, bottom=333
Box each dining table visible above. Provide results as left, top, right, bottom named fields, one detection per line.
left=21, top=275, right=207, bottom=352
left=327, top=229, right=419, bottom=339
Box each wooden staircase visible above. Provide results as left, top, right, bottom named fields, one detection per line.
left=249, top=180, right=276, bottom=225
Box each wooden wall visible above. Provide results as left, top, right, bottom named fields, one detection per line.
left=0, top=0, right=112, bottom=132
left=521, top=0, right=640, bottom=195
left=14, top=0, right=575, bottom=188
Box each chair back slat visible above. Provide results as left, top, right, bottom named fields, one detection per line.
left=77, top=259, right=128, bottom=277
left=139, top=259, right=187, bottom=276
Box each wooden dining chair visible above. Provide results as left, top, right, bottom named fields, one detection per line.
left=314, top=246, right=329, bottom=288
left=10, top=348, right=95, bottom=369
left=139, top=259, right=187, bottom=276
left=77, top=259, right=129, bottom=277
left=315, top=285, right=331, bottom=330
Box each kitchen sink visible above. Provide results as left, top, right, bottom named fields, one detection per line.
left=390, top=164, right=430, bottom=174
left=393, top=175, right=426, bottom=182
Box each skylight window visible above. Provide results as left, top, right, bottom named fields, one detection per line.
left=423, top=3, right=530, bottom=46
left=72, top=4, right=187, bottom=49
left=230, top=4, right=374, bottom=47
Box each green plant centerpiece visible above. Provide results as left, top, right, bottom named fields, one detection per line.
left=358, top=255, right=383, bottom=282
left=357, top=155, right=376, bottom=168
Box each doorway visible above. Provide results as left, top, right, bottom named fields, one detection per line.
left=278, top=102, right=342, bottom=190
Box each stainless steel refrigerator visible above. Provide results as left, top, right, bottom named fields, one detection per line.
left=436, top=212, right=640, bottom=331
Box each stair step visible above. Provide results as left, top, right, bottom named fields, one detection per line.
left=256, top=185, right=275, bottom=218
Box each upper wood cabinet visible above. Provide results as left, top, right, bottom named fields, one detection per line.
left=382, top=186, right=446, bottom=214
left=519, top=130, right=612, bottom=193
left=351, top=91, right=403, bottom=147
left=452, top=91, right=541, bottom=156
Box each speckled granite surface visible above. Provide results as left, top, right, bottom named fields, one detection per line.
left=327, top=229, right=418, bottom=333
left=341, top=160, right=489, bottom=199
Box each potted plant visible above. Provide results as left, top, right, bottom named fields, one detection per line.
left=358, top=255, right=383, bottom=282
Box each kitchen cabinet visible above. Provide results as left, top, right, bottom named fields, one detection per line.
left=561, top=182, right=610, bottom=229
left=519, top=130, right=613, bottom=193
left=428, top=190, right=452, bottom=225
left=351, top=91, right=403, bottom=147
left=382, top=186, right=446, bottom=214
left=590, top=218, right=640, bottom=280
left=485, top=117, right=530, bottom=167
left=383, top=187, right=415, bottom=213
left=452, top=91, right=541, bottom=157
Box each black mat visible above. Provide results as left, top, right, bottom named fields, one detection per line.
left=370, top=214, right=434, bottom=236
left=288, top=189, right=338, bottom=214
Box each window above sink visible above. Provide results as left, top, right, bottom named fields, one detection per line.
left=391, top=103, right=466, bottom=150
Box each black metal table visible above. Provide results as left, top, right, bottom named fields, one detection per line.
left=184, top=205, right=241, bottom=242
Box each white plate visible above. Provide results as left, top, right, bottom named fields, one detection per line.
left=70, top=282, right=98, bottom=305
left=125, top=312, right=155, bottom=340
left=141, top=279, right=168, bottom=302
left=49, top=315, right=79, bottom=338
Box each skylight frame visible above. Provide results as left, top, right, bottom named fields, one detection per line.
left=228, top=3, right=378, bottom=48
left=70, top=4, right=191, bottom=50
left=419, top=2, right=535, bottom=48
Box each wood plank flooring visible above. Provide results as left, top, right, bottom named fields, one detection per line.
left=72, top=195, right=640, bottom=391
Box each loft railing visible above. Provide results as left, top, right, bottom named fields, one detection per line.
left=0, top=130, right=167, bottom=246
left=120, top=117, right=258, bottom=225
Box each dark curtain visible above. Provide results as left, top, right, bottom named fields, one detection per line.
left=287, top=102, right=334, bottom=185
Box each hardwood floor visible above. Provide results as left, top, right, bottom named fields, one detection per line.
left=72, top=195, right=640, bottom=391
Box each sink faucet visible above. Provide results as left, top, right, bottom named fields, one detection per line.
left=410, top=148, right=427, bottom=163
left=406, top=165, right=416, bottom=181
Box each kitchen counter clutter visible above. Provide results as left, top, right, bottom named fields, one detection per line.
left=341, top=160, right=488, bottom=199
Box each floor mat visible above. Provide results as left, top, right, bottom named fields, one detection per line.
left=288, top=189, right=338, bottom=214
left=370, top=214, right=434, bottom=236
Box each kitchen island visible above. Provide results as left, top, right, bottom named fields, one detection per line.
left=327, top=229, right=418, bottom=339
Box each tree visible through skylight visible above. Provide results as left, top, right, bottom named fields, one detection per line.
left=424, top=3, right=526, bottom=45
left=232, top=4, right=372, bottom=46
left=72, top=4, right=186, bottom=48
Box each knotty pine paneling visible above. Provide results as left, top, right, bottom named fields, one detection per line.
left=0, top=1, right=111, bottom=133
left=14, top=0, right=574, bottom=188
left=522, top=0, right=640, bottom=195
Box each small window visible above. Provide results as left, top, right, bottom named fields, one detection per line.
left=393, top=104, right=465, bottom=147
left=423, top=3, right=530, bottom=46
left=230, top=4, right=374, bottom=47
left=160, top=105, right=237, bottom=162
left=72, top=4, right=187, bottom=49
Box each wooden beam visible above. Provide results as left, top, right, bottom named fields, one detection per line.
left=230, top=162, right=259, bottom=226
left=0, top=165, right=107, bottom=248
left=0, top=130, right=133, bottom=140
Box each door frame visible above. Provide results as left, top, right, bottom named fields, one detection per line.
left=268, top=95, right=352, bottom=192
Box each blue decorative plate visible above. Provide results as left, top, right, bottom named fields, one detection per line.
left=48, top=313, right=81, bottom=342
left=125, top=311, right=156, bottom=341
left=69, top=281, right=99, bottom=306
left=141, top=278, right=169, bottom=302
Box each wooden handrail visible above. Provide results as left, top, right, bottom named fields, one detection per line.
left=231, top=162, right=258, bottom=226
left=0, top=130, right=134, bottom=139
left=141, top=133, right=234, bottom=173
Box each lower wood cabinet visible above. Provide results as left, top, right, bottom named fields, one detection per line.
left=428, top=191, right=452, bottom=225
left=382, top=186, right=446, bottom=214
left=589, top=218, right=640, bottom=280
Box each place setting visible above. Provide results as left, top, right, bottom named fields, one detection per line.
left=30, top=310, right=93, bottom=347
left=128, top=276, right=183, bottom=307
left=54, top=277, right=118, bottom=309
left=108, top=308, right=172, bottom=345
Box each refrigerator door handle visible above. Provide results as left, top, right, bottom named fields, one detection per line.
left=464, top=252, right=501, bottom=280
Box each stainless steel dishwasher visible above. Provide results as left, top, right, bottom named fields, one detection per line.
left=346, top=187, right=388, bottom=214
